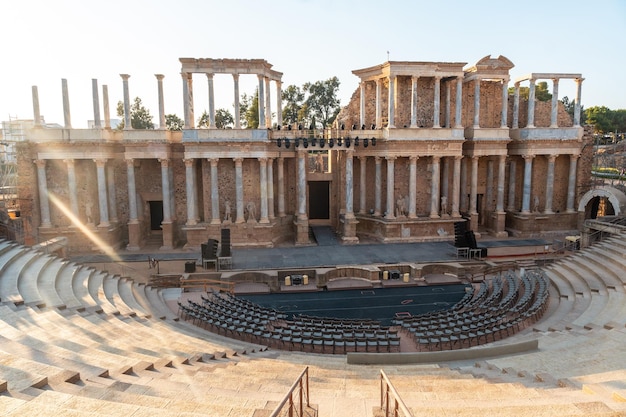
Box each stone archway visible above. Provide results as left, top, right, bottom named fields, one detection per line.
left=578, top=186, right=626, bottom=217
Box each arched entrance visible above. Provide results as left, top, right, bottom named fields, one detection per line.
left=578, top=186, right=626, bottom=219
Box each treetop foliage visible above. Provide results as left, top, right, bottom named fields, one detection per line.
left=116, top=97, right=154, bottom=130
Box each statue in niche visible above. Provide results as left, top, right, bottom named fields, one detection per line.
left=315, top=153, right=324, bottom=173
left=533, top=196, right=540, bottom=213
left=223, top=200, right=232, bottom=223
left=441, top=196, right=448, bottom=216
left=246, top=201, right=257, bottom=223
left=396, top=194, right=408, bottom=218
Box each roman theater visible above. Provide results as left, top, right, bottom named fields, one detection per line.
left=0, top=55, right=625, bottom=416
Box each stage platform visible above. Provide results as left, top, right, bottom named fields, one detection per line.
left=478, top=238, right=551, bottom=258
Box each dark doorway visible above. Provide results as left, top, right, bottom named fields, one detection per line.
left=309, top=181, right=330, bottom=220
left=149, top=201, right=164, bottom=230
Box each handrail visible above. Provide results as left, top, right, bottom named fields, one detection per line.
left=270, top=366, right=311, bottom=417
left=380, top=369, right=414, bottom=417
left=179, top=277, right=235, bottom=294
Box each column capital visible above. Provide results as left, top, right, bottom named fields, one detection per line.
left=345, top=148, right=355, bottom=157
left=155, top=74, right=164, bottom=81
left=208, top=157, right=219, bottom=166
left=547, top=154, right=559, bottom=162
left=454, top=155, right=464, bottom=161
left=158, top=158, right=170, bottom=167
left=522, top=154, right=535, bottom=161
left=570, top=153, right=580, bottom=159
left=514, top=81, right=521, bottom=88
left=34, top=159, right=46, bottom=168
left=471, top=155, right=480, bottom=161
left=258, top=157, right=268, bottom=163
left=232, top=73, right=239, bottom=81
left=432, top=155, right=441, bottom=162
left=125, top=158, right=135, bottom=167
left=278, top=156, right=285, bottom=163
left=183, top=158, right=194, bottom=167
left=233, top=157, right=243, bottom=165
left=120, top=74, right=130, bottom=81
left=63, top=158, right=75, bottom=167
left=385, top=155, right=396, bottom=161
left=374, top=156, right=382, bottom=163
left=358, top=155, right=367, bottom=162
left=409, top=155, right=419, bottom=162
left=94, top=158, right=107, bottom=167
left=206, top=73, right=214, bottom=80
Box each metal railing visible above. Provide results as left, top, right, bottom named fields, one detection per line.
left=270, top=366, right=312, bottom=417
left=380, top=369, right=413, bottom=417
left=179, top=277, right=235, bottom=294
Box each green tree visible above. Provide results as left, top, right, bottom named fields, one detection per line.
left=303, top=77, right=341, bottom=128
left=281, top=85, right=306, bottom=126
left=215, top=109, right=234, bottom=129
left=560, top=96, right=586, bottom=125
left=508, top=82, right=552, bottom=102
left=240, top=91, right=259, bottom=129
left=197, top=111, right=210, bottom=128
left=586, top=106, right=614, bottom=133
left=116, top=97, right=154, bottom=129
left=165, top=114, right=184, bottom=131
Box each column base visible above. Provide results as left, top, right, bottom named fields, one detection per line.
left=160, top=221, right=174, bottom=250
left=341, top=214, right=359, bottom=244
left=493, top=211, right=507, bottom=237
left=294, top=216, right=310, bottom=246
left=469, top=213, right=479, bottom=232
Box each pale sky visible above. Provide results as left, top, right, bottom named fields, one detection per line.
left=2, top=0, right=625, bottom=128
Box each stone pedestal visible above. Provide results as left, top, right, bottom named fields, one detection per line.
left=341, top=215, right=359, bottom=245
left=160, top=221, right=174, bottom=250
left=126, top=222, right=141, bottom=251
left=493, top=212, right=508, bottom=238
left=469, top=213, right=479, bottom=233
left=294, top=218, right=310, bottom=246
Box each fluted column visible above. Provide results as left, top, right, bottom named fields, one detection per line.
left=375, top=78, right=383, bottom=128
left=276, top=80, right=283, bottom=127
left=460, top=157, right=468, bottom=212
left=126, top=159, right=138, bottom=223
left=95, top=159, right=110, bottom=227
left=106, top=164, right=118, bottom=223
left=102, top=85, right=111, bottom=129
left=32, top=86, right=41, bottom=127
left=184, top=159, right=197, bottom=225
left=430, top=156, right=441, bottom=218
left=374, top=157, right=382, bottom=216
left=62, top=79, right=72, bottom=129
left=543, top=155, right=556, bottom=214
left=156, top=74, right=166, bottom=129
left=512, top=82, right=520, bottom=129
left=64, top=159, right=79, bottom=219
left=473, top=79, right=481, bottom=128
left=387, top=75, right=396, bottom=128
left=507, top=159, right=517, bottom=212
left=433, top=76, right=441, bottom=128
left=452, top=156, right=461, bottom=217
left=501, top=78, right=509, bottom=128
left=527, top=79, right=536, bottom=128
left=257, top=75, right=266, bottom=129
left=345, top=150, right=355, bottom=218
left=233, top=74, right=241, bottom=129
left=92, top=79, right=101, bottom=129
left=209, top=158, right=220, bottom=224
left=207, top=73, right=216, bottom=128
left=359, top=82, right=366, bottom=128
left=455, top=77, right=463, bottom=128
left=120, top=74, right=132, bottom=130
left=550, top=78, right=560, bottom=128
left=234, top=158, right=244, bottom=223
left=574, top=78, right=584, bottom=127
left=410, top=76, right=419, bottom=128
left=297, top=150, right=308, bottom=221
left=521, top=155, right=534, bottom=214
left=259, top=158, right=269, bottom=224
left=567, top=154, right=578, bottom=212
left=267, top=158, right=275, bottom=220
left=408, top=156, right=418, bottom=218
left=385, top=156, right=396, bottom=219
left=35, top=159, right=52, bottom=228
left=277, top=157, right=286, bottom=217
left=265, top=77, right=272, bottom=128
left=470, top=156, right=479, bottom=215
left=158, top=159, right=171, bottom=223
left=496, top=155, right=506, bottom=213
left=359, top=156, right=367, bottom=215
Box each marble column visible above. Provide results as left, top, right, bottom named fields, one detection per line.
left=374, top=157, right=382, bottom=216
left=62, top=79, right=72, bottom=129
left=567, top=154, right=578, bottom=212
left=527, top=79, right=536, bottom=128
left=345, top=150, right=355, bottom=218
left=360, top=82, right=366, bottom=128
left=501, top=79, right=509, bottom=128
left=408, top=156, right=418, bottom=218
left=486, top=159, right=494, bottom=212
left=410, top=76, right=419, bottom=128
left=265, top=77, right=272, bottom=128
left=455, top=77, right=463, bottom=128
left=184, top=159, right=197, bottom=225
left=297, top=150, right=308, bottom=221
left=445, top=80, right=451, bottom=128
left=433, top=76, right=441, bottom=128
left=387, top=75, right=396, bottom=128
left=102, top=85, right=111, bottom=129
left=507, top=159, right=517, bottom=212
left=442, top=157, right=450, bottom=212
left=574, top=78, right=584, bottom=127
left=64, top=159, right=79, bottom=219
left=452, top=156, right=461, bottom=217
left=126, top=159, right=138, bottom=223
left=207, top=73, right=216, bottom=128
left=544, top=154, right=557, bottom=214
left=32, top=86, right=41, bottom=127
left=385, top=156, right=396, bottom=219
left=460, top=157, right=468, bottom=213
left=375, top=78, right=383, bottom=128
left=106, top=164, right=118, bottom=223
left=470, top=156, right=479, bottom=215
left=430, top=156, right=441, bottom=218
left=521, top=155, right=534, bottom=214
left=267, top=158, right=275, bottom=220
left=92, top=79, right=101, bottom=129
left=259, top=158, right=269, bottom=223
left=550, top=78, right=560, bottom=128
left=156, top=74, right=166, bottom=129
left=473, top=79, right=481, bottom=128
left=35, top=159, right=52, bottom=228
left=233, top=74, right=241, bottom=129
left=234, top=158, right=244, bottom=223
left=512, top=82, right=520, bottom=129
left=276, top=80, right=283, bottom=127
left=182, top=72, right=194, bottom=129
left=359, top=156, right=367, bottom=215
left=257, top=75, right=266, bottom=129
left=159, top=159, right=172, bottom=223
left=496, top=155, right=506, bottom=213
left=95, top=159, right=110, bottom=227
left=277, top=157, right=286, bottom=217
left=120, top=74, right=132, bottom=130
left=209, top=158, right=220, bottom=224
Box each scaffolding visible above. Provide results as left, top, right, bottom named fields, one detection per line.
left=0, top=116, right=25, bottom=241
